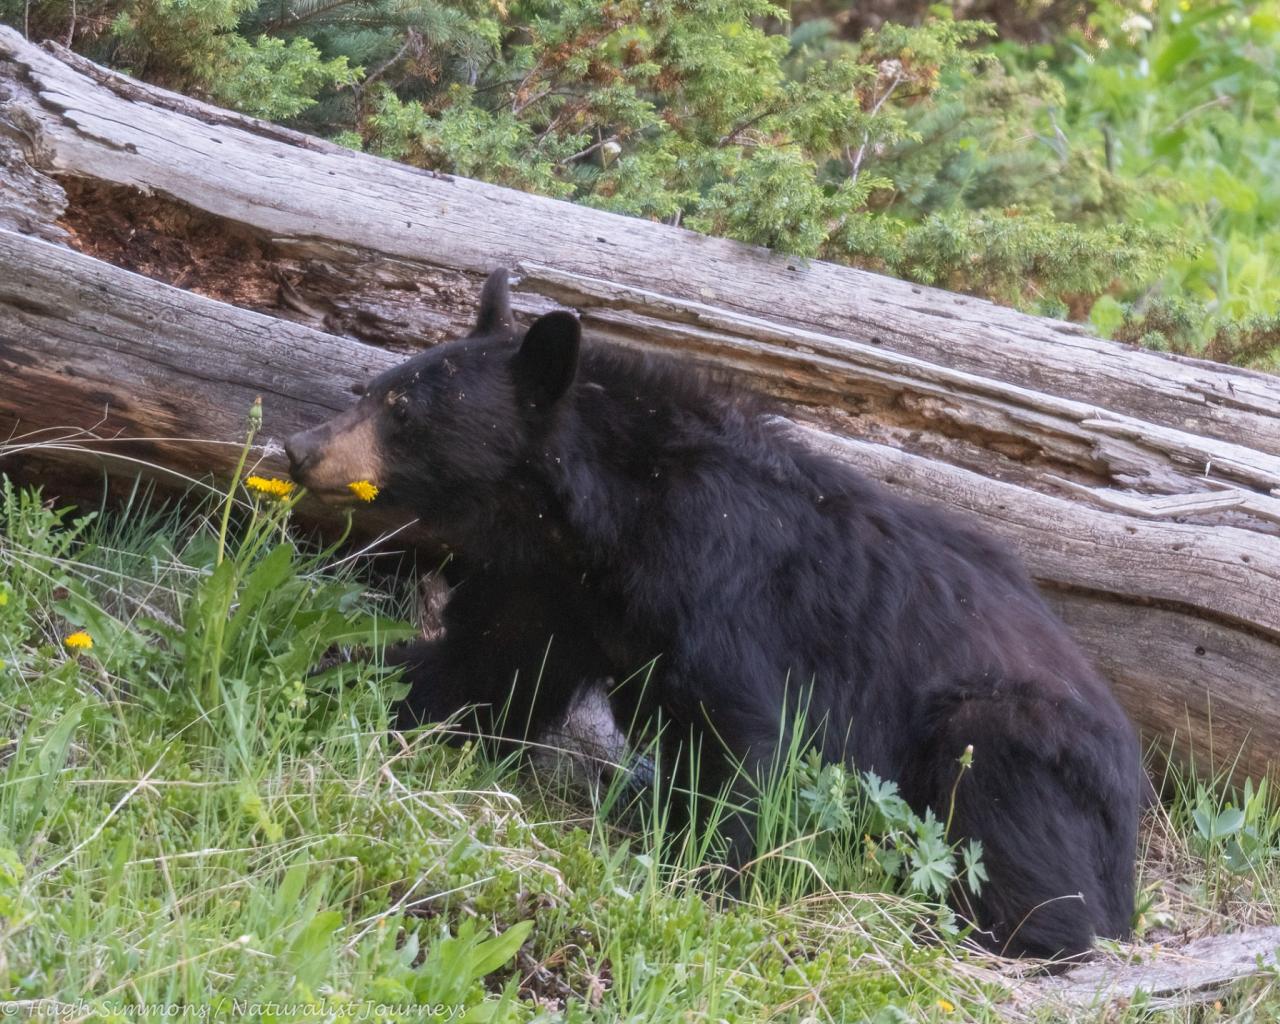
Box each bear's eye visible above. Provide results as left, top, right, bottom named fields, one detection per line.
left=388, top=392, right=411, bottom=423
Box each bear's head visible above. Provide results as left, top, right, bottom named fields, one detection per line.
left=284, top=269, right=580, bottom=523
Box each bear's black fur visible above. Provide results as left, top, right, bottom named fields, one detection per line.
left=286, top=270, right=1140, bottom=960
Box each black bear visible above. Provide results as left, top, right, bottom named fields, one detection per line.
left=286, top=269, right=1140, bottom=959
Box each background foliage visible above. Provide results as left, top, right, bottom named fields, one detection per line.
left=2, top=0, right=1276, bottom=365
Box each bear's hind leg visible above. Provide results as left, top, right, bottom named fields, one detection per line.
left=901, top=684, right=1139, bottom=960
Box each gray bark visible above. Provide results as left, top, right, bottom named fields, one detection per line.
left=1013, top=925, right=1280, bottom=1013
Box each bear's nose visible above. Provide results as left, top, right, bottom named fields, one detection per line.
left=283, top=432, right=316, bottom=478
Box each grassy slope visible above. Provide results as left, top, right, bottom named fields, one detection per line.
left=0, top=473, right=1276, bottom=1023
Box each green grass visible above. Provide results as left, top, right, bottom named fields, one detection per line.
left=0, top=468, right=1277, bottom=1022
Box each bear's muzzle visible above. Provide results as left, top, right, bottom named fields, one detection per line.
left=285, top=406, right=385, bottom=504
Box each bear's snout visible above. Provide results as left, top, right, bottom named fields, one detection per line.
left=283, top=409, right=386, bottom=503
left=284, top=428, right=320, bottom=477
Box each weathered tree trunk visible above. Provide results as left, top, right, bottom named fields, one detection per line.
left=1, top=27, right=1277, bottom=782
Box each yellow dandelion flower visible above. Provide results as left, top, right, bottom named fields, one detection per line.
left=936, top=999, right=955, bottom=1014
left=245, top=475, right=295, bottom=499
left=347, top=480, right=379, bottom=502
left=64, top=630, right=94, bottom=651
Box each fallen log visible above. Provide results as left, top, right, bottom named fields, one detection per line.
left=1010, top=926, right=1280, bottom=1014
left=0, top=27, right=1277, bottom=782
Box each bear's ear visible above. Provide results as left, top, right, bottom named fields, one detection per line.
left=512, top=311, right=580, bottom=409
left=469, top=268, right=515, bottom=338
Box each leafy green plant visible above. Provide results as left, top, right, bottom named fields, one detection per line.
left=109, top=0, right=356, bottom=119
left=1189, top=777, right=1280, bottom=878
left=0, top=414, right=413, bottom=767
left=117, top=403, right=411, bottom=751
left=790, top=751, right=988, bottom=906
left=1047, top=0, right=1280, bottom=360
left=724, top=729, right=987, bottom=932
left=0, top=479, right=98, bottom=679
left=398, top=918, right=532, bottom=1013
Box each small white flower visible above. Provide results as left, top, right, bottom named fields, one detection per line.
left=1121, top=13, right=1153, bottom=36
